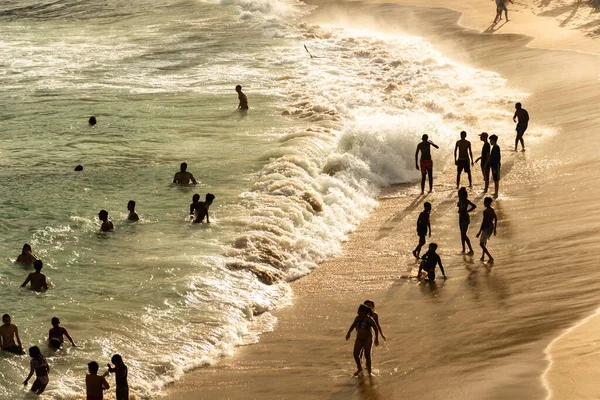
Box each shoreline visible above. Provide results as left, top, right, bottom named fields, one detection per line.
left=164, top=1, right=600, bottom=399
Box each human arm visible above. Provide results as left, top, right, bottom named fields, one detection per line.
left=173, top=173, right=178, bottom=184
left=102, top=376, right=110, bottom=390
left=468, top=143, right=474, bottom=165
left=107, top=364, right=115, bottom=373
left=24, top=364, right=34, bottom=385
left=474, top=156, right=481, bottom=164
left=415, top=146, right=420, bottom=170
left=493, top=211, right=498, bottom=236
left=370, top=317, right=380, bottom=346
left=438, top=258, right=447, bottom=279
left=190, top=174, right=197, bottom=185
left=206, top=208, right=210, bottom=224
left=15, top=326, right=22, bottom=349
left=417, top=262, right=423, bottom=280
left=513, top=110, right=517, bottom=122
left=345, top=318, right=357, bottom=340
left=454, top=142, right=458, bottom=163
left=63, top=328, right=76, bottom=346
left=429, top=141, right=439, bottom=149
left=467, top=200, right=477, bottom=213
left=373, top=314, right=386, bottom=341
left=476, top=223, right=483, bottom=238
left=428, top=220, right=431, bottom=237
left=42, top=276, right=49, bottom=291
left=21, top=274, right=31, bottom=288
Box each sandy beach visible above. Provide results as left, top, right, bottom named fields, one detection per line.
left=164, top=1, right=600, bottom=399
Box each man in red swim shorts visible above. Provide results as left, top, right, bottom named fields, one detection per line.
left=415, top=134, right=439, bottom=194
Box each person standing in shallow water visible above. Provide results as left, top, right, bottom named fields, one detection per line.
left=412, top=202, right=432, bottom=259
left=24, top=346, right=50, bottom=395
left=474, top=132, right=491, bottom=193
left=21, top=260, right=49, bottom=292
left=454, top=131, right=474, bottom=189
left=0, top=314, right=24, bottom=355
left=98, top=210, right=114, bottom=232
left=457, top=187, right=477, bottom=255
left=89, top=116, right=97, bottom=127
left=346, top=304, right=379, bottom=377
left=107, top=354, right=128, bottom=400
left=173, top=162, right=197, bottom=185
left=415, top=134, right=439, bottom=194
left=127, top=200, right=139, bottom=222
left=236, top=85, right=248, bottom=110
left=513, top=102, right=529, bottom=151
left=86, top=361, right=110, bottom=400
left=476, top=197, right=498, bottom=263
left=48, top=317, right=76, bottom=349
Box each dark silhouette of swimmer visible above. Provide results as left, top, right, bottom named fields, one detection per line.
left=191, top=193, right=215, bottom=223
left=74, top=165, right=83, bottom=171
left=21, top=260, right=49, bottom=292
left=236, top=85, right=248, bottom=110
left=476, top=197, right=497, bottom=263
left=345, top=304, right=379, bottom=377
left=454, top=131, right=473, bottom=188
left=173, top=162, right=197, bottom=185
left=48, top=317, right=76, bottom=349
left=417, top=243, right=446, bottom=281
left=98, top=210, right=114, bottom=232
left=127, top=201, right=139, bottom=222
left=412, top=202, right=431, bottom=259
left=0, top=314, right=24, bottom=355
left=513, top=102, right=529, bottom=151
left=474, top=132, right=491, bottom=193
left=89, top=116, right=97, bottom=127
left=457, top=187, right=477, bottom=255
left=415, top=134, right=439, bottom=194
left=16, top=244, right=38, bottom=265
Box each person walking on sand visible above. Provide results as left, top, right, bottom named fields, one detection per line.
left=127, top=200, right=139, bottom=222
left=16, top=244, right=38, bottom=265
left=417, top=243, right=447, bottom=281
left=236, top=85, right=248, bottom=110
left=412, top=202, right=432, bottom=259
left=21, top=260, right=49, bottom=292
left=474, top=132, right=491, bottom=193
left=173, top=162, right=197, bottom=185
left=454, top=131, right=474, bottom=189
left=0, top=314, right=24, bottom=355
left=107, top=354, right=129, bottom=400
left=513, top=102, right=529, bottom=151
left=86, top=361, right=110, bottom=400
left=364, top=301, right=386, bottom=341
left=486, top=134, right=501, bottom=197
left=457, top=187, right=477, bottom=255
left=48, top=317, right=76, bottom=349
left=98, top=210, right=114, bottom=232
left=476, top=197, right=497, bottom=263
left=24, top=346, right=50, bottom=394
left=415, top=134, right=439, bottom=194
left=346, top=304, right=379, bottom=377
left=494, top=0, right=513, bottom=23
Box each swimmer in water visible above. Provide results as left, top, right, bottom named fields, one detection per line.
left=48, top=317, right=76, bottom=349
left=0, top=314, right=24, bottom=355
left=415, top=134, right=439, bottom=194
left=127, top=200, right=139, bottom=222
left=16, top=244, right=38, bottom=265
left=345, top=304, right=379, bottom=377
left=24, top=346, right=50, bottom=395
left=236, top=85, right=248, bottom=110
left=107, top=354, right=129, bottom=400
left=191, top=193, right=215, bottom=223
left=21, top=260, right=49, bottom=292
left=98, top=210, right=114, bottom=232
left=89, top=116, right=97, bottom=127
left=173, top=162, right=197, bottom=185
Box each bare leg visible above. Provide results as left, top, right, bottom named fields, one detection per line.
left=519, top=137, right=525, bottom=150
left=514, top=136, right=519, bottom=151
left=353, top=339, right=363, bottom=375
left=456, top=170, right=461, bottom=189
left=481, top=243, right=494, bottom=262
left=413, top=236, right=426, bottom=258
left=467, top=170, right=472, bottom=187
left=494, top=180, right=499, bottom=198
left=428, top=169, right=433, bottom=192
left=505, top=9, right=509, bottom=21
left=363, top=338, right=373, bottom=375
left=420, top=172, right=426, bottom=194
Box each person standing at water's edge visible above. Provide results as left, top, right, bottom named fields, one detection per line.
left=476, top=197, right=497, bottom=263
left=454, top=131, right=474, bottom=188
left=21, top=260, right=49, bottom=292
left=0, top=314, right=24, bottom=355
left=474, top=132, right=491, bottom=193
left=494, top=0, right=513, bottom=23
left=487, top=134, right=501, bottom=198
left=346, top=304, right=379, bottom=377
left=98, top=210, right=114, bottom=232
left=415, top=134, right=439, bottom=194
left=107, top=354, right=128, bottom=400
left=412, top=202, right=432, bottom=259
left=236, top=85, right=248, bottom=110
left=513, top=102, right=529, bottom=151
left=173, top=162, right=197, bottom=185
left=457, top=187, right=477, bottom=255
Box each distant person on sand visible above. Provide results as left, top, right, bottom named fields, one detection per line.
left=417, top=243, right=446, bottom=281
left=16, top=244, right=38, bottom=265
left=127, top=200, right=139, bottom=222
left=173, top=162, right=197, bottom=185
left=191, top=193, right=215, bottom=224
left=107, top=354, right=128, bottom=400
left=364, top=301, right=386, bottom=341
left=98, top=210, right=114, bottom=232
left=412, top=202, right=432, bottom=259
left=513, top=102, right=529, bottom=151
left=24, top=346, right=50, bottom=395
left=0, top=314, right=24, bottom=355
left=415, top=134, right=439, bottom=194
left=236, top=85, right=248, bottom=110
left=48, top=317, right=76, bottom=349
left=474, top=132, right=491, bottom=193
left=86, top=361, right=110, bottom=400
left=457, top=187, right=477, bottom=255
left=494, top=0, right=513, bottom=23
left=89, top=116, right=97, bottom=127
left=476, top=197, right=497, bottom=263
left=486, top=134, right=501, bottom=197
left=345, top=304, right=379, bottom=377
left=454, top=131, right=474, bottom=188
left=21, top=260, right=49, bottom=292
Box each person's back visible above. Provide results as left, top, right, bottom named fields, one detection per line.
left=417, top=210, right=429, bottom=233
left=489, top=142, right=501, bottom=168
left=421, top=249, right=440, bottom=272
left=173, top=162, right=197, bottom=185
left=456, top=139, right=470, bottom=159
left=417, top=141, right=432, bottom=161
left=127, top=200, right=139, bottom=222
left=515, top=108, right=529, bottom=124
left=86, top=361, right=109, bottom=400
left=22, top=260, right=48, bottom=292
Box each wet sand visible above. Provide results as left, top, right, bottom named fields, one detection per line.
left=165, top=1, right=600, bottom=399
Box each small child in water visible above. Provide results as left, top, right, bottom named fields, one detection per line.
left=412, top=202, right=432, bottom=259
left=190, top=193, right=215, bottom=224
left=48, top=317, right=76, bottom=349
left=86, top=361, right=110, bottom=400
left=21, top=260, right=49, bottom=292
left=107, top=354, right=128, bottom=400
left=346, top=304, right=379, bottom=377
left=23, top=346, right=50, bottom=395
left=417, top=243, right=446, bottom=281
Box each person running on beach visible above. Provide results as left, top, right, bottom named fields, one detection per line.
left=473, top=132, right=491, bottom=193
left=345, top=304, right=379, bottom=377
left=364, top=301, right=386, bottom=341
left=48, top=317, right=76, bottom=349
left=417, top=243, right=447, bottom=282
left=0, top=314, right=24, bottom=355
left=486, top=134, right=501, bottom=198
left=107, top=354, right=129, bottom=400
left=236, top=85, right=248, bottom=110
left=415, top=134, right=439, bottom=194
left=173, top=162, right=197, bottom=185
left=191, top=193, right=215, bottom=224
left=98, top=210, right=114, bottom=232
left=24, top=346, right=50, bottom=395
left=476, top=197, right=498, bottom=263
left=494, top=0, right=513, bottom=23
left=412, top=202, right=432, bottom=259
left=21, top=260, right=49, bottom=292
left=454, top=131, right=474, bottom=189
left=16, top=244, right=38, bottom=265
left=457, top=187, right=477, bottom=255
left=86, top=361, right=110, bottom=400
left=513, top=102, right=529, bottom=151
left=127, top=200, right=139, bottom=222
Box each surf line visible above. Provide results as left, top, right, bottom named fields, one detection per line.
left=541, top=306, right=600, bottom=399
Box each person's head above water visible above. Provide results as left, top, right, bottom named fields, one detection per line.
left=51, top=317, right=60, bottom=327
left=458, top=187, right=468, bottom=199
left=98, top=210, right=109, bottom=221
left=484, top=197, right=493, bottom=206
left=460, top=131, right=467, bottom=139
left=74, top=165, right=83, bottom=171
left=205, top=193, right=215, bottom=204
left=424, top=201, right=432, bottom=211
left=422, top=134, right=429, bottom=142
left=127, top=200, right=136, bottom=211
left=428, top=242, right=438, bottom=252
left=235, top=85, right=242, bottom=92
left=22, top=244, right=32, bottom=255
left=180, top=162, right=188, bottom=172
left=89, top=116, right=96, bottom=126
left=192, top=194, right=200, bottom=203
left=515, top=102, right=522, bottom=110
left=33, top=260, right=43, bottom=272
left=489, top=134, right=498, bottom=144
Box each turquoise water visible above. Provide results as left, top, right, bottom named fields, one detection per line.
left=0, top=0, right=523, bottom=398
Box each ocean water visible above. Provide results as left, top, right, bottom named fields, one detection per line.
left=0, top=0, right=524, bottom=398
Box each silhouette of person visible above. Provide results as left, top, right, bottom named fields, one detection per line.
left=191, top=193, right=215, bottom=223
left=476, top=197, right=498, bottom=263
left=0, top=314, right=24, bottom=354
left=21, top=260, right=49, bottom=292
left=486, top=135, right=501, bottom=197
left=473, top=132, right=491, bottom=193
left=236, top=85, right=248, bottom=110
left=89, top=116, right=97, bottom=127
left=24, top=346, right=50, bottom=394
left=513, top=102, right=529, bottom=151
left=16, top=244, right=37, bottom=265
left=417, top=243, right=446, bottom=281
left=457, top=187, right=477, bottom=255
left=412, top=202, right=432, bottom=259
left=345, top=304, right=379, bottom=377
left=173, top=162, right=197, bottom=185
left=454, top=131, right=474, bottom=188
left=127, top=201, right=139, bottom=222
left=98, top=210, right=114, bottom=232
left=48, top=317, right=76, bottom=349
left=415, top=134, right=439, bottom=194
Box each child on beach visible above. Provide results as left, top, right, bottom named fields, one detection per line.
left=21, top=260, right=49, bottom=292
left=364, top=300, right=386, bottom=341
left=107, top=354, right=129, bottom=400
left=16, top=244, right=37, bottom=265
left=23, top=346, right=50, bottom=395
left=476, top=197, right=498, bottom=263
left=0, top=314, right=24, bottom=355
left=346, top=304, right=379, bottom=377
left=412, top=202, right=432, bottom=259
left=48, top=317, right=76, bottom=349
left=417, top=243, right=446, bottom=281
left=86, top=361, right=110, bottom=400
